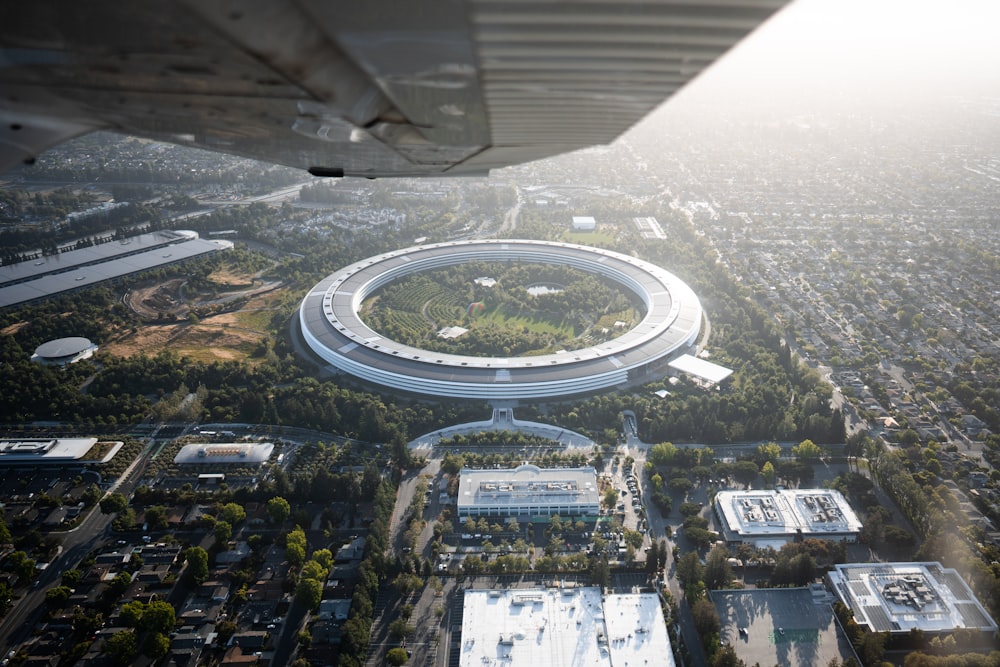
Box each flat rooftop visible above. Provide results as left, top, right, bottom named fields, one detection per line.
left=173, top=442, right=274, bottom=465
left=0, top=437, right=97, bottom=463
left=458, top=465, right=599, bottom=511
left=715, top=489, right=862, bottom=545
left=460, top=588, right=673, bottom=667
left=668, top=353, right=733, bottom=385
left=0, top=230, right=196, bottom=286
left=828, top=562, right=998, bottom=635
left=0, top=231, right=231, bottom=308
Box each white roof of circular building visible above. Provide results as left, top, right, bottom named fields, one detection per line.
left=298, top=239, right=702, bottom=400
left=33, top=337, right=95, bottom=360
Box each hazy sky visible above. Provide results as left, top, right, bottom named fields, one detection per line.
left=669, top=0, right=1000, bottom=113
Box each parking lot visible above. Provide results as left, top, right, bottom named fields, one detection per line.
left=711, top=588, right=857, bottom=667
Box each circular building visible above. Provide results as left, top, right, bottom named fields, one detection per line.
left=31, top=336, right=98, bottom=365
left=298, top=239, right=702, bottom=400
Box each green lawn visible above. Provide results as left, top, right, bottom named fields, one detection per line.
left=561, top=230, right=616, bottom=246
left=475, top=305, right=575, bottom=338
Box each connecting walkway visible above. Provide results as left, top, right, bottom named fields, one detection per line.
left=408, top=406, right=595, bottom=452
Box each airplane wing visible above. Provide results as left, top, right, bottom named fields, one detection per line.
left=0, top=0, right=788, bottom=178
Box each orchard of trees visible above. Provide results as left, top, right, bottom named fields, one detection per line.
left=361, top=261, right=642, bottom=357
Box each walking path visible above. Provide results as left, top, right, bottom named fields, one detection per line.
left=408, top=406, right=595, bottom=452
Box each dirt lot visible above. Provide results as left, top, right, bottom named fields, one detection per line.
left=102, top=317, right=265, bottom=362
left=126, top=264, right=270, bottom=321
left=128, top=278, right=189, bottom=320
left=1, top=321, right=30, bottom=336
left=204, top=266, right=256, bottom=288
left=112, top=272, right=290, bottom=362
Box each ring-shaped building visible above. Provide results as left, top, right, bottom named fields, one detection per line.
left=298, top=240, right=701, bottom=400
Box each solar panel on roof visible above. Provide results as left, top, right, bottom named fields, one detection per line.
left=0, top=238, right=228, bottom=308
left=944, top=572, right=970, bottom=600
left=849, top=581, right=870, bottom=597
left=956, top=602, right=992, bottom=628
left=864, top=605, right=894, bottom=633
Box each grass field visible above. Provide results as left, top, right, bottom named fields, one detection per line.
left=474, top=305, right=575, bottom=338
left=561, top=230, right=616, bottom=246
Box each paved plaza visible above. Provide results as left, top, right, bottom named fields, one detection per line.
left=711, top=587, right=857, bottom=667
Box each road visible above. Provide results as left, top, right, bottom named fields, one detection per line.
left=615, top=423, right=713, bottom=667
left=497, top=190, right=523, bottom=235
left=269, top=596, right=307, bottom=667
left=0, top=437, right=160, bottom=652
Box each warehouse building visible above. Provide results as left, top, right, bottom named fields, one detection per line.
left=828, top=562, right=998, bottom=637
left=459, top=588, right=674, bottom=667
left=173, top=442, right=274, bottom=466
left=0, top=230, right=232, bottom=309
left=714, top=489, right=862, bottom=548
left=457, top=464, right=599, bottom=519
left=0, top=437, right=98, bottom=464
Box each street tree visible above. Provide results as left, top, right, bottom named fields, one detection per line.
left=761, top=461, right=776, bottom=487
left=142, top=632, right=170, bottom=660
left=792, top=439, right=823, bottom=462
left=389, top=619, right=414, bottom=642
left=266, top=496, right=291, bottom=524
left=100, top=493, right=128, bottom=514
left=755, top=442, right=782, bottom=465
left=214, top=520, right=232, bottom=545
left=691, top=597, right=721, bottom=639
left=387, top=647, right=409, bottom=666
left=295, top=577, right=323, bottom=610
left=142, top=600, right=176, bottom=634
left=184, top=546, right=209, bottom=585
left=104, top=629, right=138, bottom=665
left=677, top=551, right=704, bottom=598
left=703, top=545, right=734, bottom=590
left=732, top=461, right=759, bottom=488
left=218, top=502, right=246, bottom=525
left=667, top=477, right=693, bottom=494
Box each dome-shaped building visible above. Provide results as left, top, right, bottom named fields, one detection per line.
left=31, top=337, right=98, bottom=366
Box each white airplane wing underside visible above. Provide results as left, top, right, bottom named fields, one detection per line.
left=0, top=0, right=788, bottom=177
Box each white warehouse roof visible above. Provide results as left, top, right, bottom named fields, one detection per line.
left=0, top=437, right=97, bottom=463
left=173, top=442, right=274, bottom=465
left=458, top=464, right=599, bottom=517
left=714, top=489, right=862, bottom=547
left=668, top=353, right=733, bottom=385
left=460, top=588, right=674, bottom=667
left=828, top=562, right=998, bottom=636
